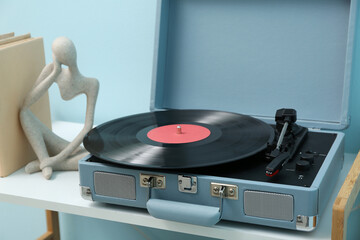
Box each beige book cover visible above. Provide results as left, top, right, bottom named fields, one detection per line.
left=0, top=32, right=15, bottom=40
left=0, top=33, right=30, bottom=45
left=0, top=37, right=51, bottom=177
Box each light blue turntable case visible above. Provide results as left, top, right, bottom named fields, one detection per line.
left=79, top=0, right=358, bottom=231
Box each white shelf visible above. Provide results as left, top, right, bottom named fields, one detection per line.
left=0, top=121, right=356, bottom=240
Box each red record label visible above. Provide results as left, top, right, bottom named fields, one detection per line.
left=147, top=124, right=211, bottom=144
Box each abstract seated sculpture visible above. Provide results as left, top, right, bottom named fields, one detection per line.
left=20, top=37, right=99, bottom=179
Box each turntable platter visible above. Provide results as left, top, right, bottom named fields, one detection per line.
left=83, top=110, right=274, bottom=169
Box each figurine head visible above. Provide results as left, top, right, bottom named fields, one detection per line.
left=52, top=37, right=77, bottom=67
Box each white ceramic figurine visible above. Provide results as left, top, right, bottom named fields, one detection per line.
left=20, top=37, right=99, bottom=179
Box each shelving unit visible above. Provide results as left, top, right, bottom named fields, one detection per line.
left=0, top=121, right=357, bottom=240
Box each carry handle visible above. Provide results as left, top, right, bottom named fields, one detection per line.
left=141, top=175, right=226, bottom=226
left=145, top=182, right=226, bottom=226
left=146, top=199, right=221, bottom=226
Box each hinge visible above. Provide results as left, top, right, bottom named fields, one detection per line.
left=210, top=183, right=238, bottom=200
left=140, top=174, right=166, bottom=189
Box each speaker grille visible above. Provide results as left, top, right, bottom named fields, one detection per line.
left=94, top=172, right=136, bottom=200
left=244, top=190, right=293, bottom=221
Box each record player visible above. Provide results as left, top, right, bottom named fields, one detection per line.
left=78, top=0, right=357, bottom=231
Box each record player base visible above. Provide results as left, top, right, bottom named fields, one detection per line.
left=79, top=130, right=345, bottom=231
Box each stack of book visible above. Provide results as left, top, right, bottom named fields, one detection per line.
left=0, top=32, right=51, bottom=177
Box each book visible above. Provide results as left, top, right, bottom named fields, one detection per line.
left=0, top=33, right=30, bottom=45
left=0, top=32, right=15, bottom=40
left=0, top=35, right=51, bottom=177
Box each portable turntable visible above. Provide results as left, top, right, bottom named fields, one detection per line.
left=79, top=0, right=357, bottom=231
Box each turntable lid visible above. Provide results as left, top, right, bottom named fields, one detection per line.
left=150, top=0, right=357, bottom=130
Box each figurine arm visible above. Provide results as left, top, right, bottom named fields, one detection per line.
left=39, top=78, right=99, bottom=169
left=83, top=78, right=100, bottom=130
left=22, top=61, right=61, bottom=109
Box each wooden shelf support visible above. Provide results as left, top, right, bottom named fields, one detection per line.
left=332, top=152, right=360, bottom=240
left=38, top=210, right=60, bottom=240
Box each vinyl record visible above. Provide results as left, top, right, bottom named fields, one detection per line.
left=83, top=109, right=275, bottom=169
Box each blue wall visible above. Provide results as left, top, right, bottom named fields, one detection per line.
left=2, top=0, right=360, bottom=150
left=0, top=0, right=157, bottom=123
left=0, top=0, right=359, bottom=239
left=345, top=3, right=360, bottom=153
left=0, top=1, right=213, bottom=239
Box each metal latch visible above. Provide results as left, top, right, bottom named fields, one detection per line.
left=211, top=182, right=238, bottom=200
left=178, top=175, right=197, bottom=193
left=140, top=174, right=166, bottom=189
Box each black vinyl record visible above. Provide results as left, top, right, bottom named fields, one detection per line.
left=83, top=109, right=275, bottom=169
